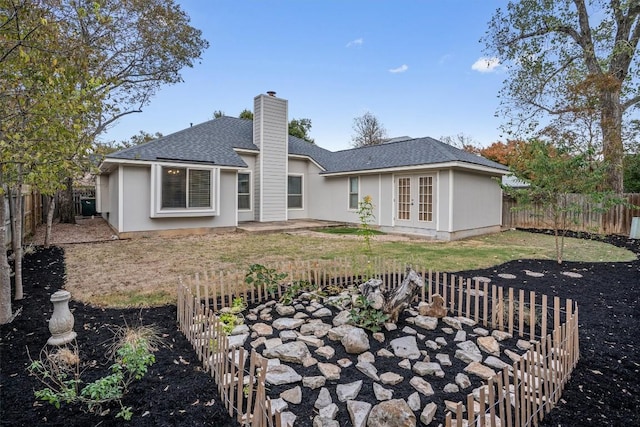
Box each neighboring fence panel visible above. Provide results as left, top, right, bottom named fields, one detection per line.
left=73, top=187, right=96, bottom=217
left=177, top=258, right=580, bottom=427
left=4, top=190, right=43, bottom=245
left=502, top=193, right=640, bottom=236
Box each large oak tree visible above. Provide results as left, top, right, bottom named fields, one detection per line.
left=485, top=0, right=640, bottom=192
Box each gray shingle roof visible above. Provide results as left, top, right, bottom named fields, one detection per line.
left=105, top=117, right=507, bottom=173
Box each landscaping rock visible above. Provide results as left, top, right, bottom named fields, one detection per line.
left=336, top=380, right=363, bottom=402
left=414, top=315, right=438, bottom=330
left=332, top=310, right=352, bottom=326
left=347, top=400, right=372, bottom=427
left=314, top=387, right=333, bottom=409
left=356, top=361, right=380, bottom=380
left=477, top=336, right=501, bottom=356
left=280, top=385, right=302, bottom=404
left=390, top=336, right=421, bottom=359
left=272, top=317, right=305, bottom=330
left=413, top=361, right=444, bottom=378
left=380, top=372, right=404, bottom=385
left=455, top=373, right=471, bottom=389
left=464, top=361, right=497, bottom=380
left=276, top=305, right=296, bottom=316
left=420, top=402, right=437, bottom=425
left=410, top=376, right=434, bottom=396
left=303, top=376, right=326, bottom=389
left=266, top=364, right=302, bottom=385
left=358, top=351, right=375, bottom=364
left=313, top=307, right=333, bottom=318
left=342, top=327, right=370, bottom=354
left=373, top=382, right=394, bottom=401
left=263, top=341, right=311, bottom=364
left=327, top=324, right=356, bottom=341
left=315, top=346, right=335, bottom=360
left=367, top=399, right=416, bottom=427
left=319, top=403, right=339, bottom=419
left=442, top=316, right=462, bottom=330
left=407, top=392, right=421, bottom=411
left=317, top=362, right=341, bottom=380
left=491, top=330, right=512, bottom=341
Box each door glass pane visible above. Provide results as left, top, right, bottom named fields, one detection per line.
left=162, top=167, right=186, bottom=208
left=397, top=177, right=411, bottom=220
left=188, top=169, right=211, bottom=208
left=419, top=176, right=433, bottom=222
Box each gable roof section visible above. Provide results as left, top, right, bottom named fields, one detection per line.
left=323, top=137, right=508, bottom=174
left=104, top=117, right=507, bottom=174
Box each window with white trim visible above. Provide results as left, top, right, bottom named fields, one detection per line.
left=348, top=177, right=359, bottom=210
left=238, top=173, right=251, bottom=210
left=151, top=164, right=218, bottom=217
left=288, top=175, right=303, bottom=209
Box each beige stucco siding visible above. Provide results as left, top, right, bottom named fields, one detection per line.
left=450, top=170, right=502, bottom=231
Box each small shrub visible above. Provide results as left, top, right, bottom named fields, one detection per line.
left=349, top=295, right=389, bottom=332
left=28, top=325, right=161, bottom=421
left=244, top=264, right=288, bottom=295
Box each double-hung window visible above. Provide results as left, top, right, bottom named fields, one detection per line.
left=151, top=164, right=218, bottom=217
left=348, top=177, right=359, bottom=210
left=288, top=175, right=303, bottom=209
left=238, top=173, right=251, bottom=210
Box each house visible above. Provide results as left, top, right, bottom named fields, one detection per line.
left=98, top=92, right=508, bottom=240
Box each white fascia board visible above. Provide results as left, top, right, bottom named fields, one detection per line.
left=320, top=162, right=508, bottom=177
left=101, top=157, right=247, bottom=172
left=234, top=148, right=259, bottom=155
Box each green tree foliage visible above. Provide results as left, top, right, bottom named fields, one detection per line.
left=238, top=109, right=253, bottom=120
left=484, top=1, right=640, bottom=193
left=351, top=112, right=387, bottom=147
left=624, top=153, right=640, bottom=192
left=504, top=140, right=613, bottom=263
left=288, top=118, right=314, bottom=144
left=213, top=110, right=225, bottom=119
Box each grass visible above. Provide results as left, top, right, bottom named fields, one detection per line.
left=63, top=230, right=637, bottom=308
left=318, top=227, right=386, bottom=235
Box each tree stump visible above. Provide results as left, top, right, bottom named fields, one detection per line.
left=383, top=267, right=423, bottom=323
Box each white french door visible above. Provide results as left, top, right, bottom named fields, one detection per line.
left=395, top=174, right=434, bottom=227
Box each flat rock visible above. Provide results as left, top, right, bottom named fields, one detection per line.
left=264, top=337, right=283, bottom=349
left=263, top=341, right=311, bottom=364
left=313, top=416, right=339, bottom=427
left=407, top=392, right=421, bottom=411
left=402, top=326, right=417, bottom=335
left=377, top=348, right=394, bottom=358
left=517, top=339, right=532, bottom=351
left=317, top=362, right=341, bottom=380
left=442, top=316, right=463, bottom=330
left=314, top=387, right=332, bottom=409
left=300, top=322, right=331, bottom=336
left=435, top=353, right=452, bottom=366
left=315, top=346, right=335, bottom=360
left=473, top=327, right=489, bottom=337
left=358, top=351, right=375, bottom=364
left=413, top=361, right=444, bottom=378
left=444, top=383, right=459, bottom=393
left=327, top=324, right=356, bottom=341
left=266, top=364, right=302, bottom=385
left=230, top=324, right=250, bottom=335
left=410, top=376, right=434, bottom=396
left=227, top=333, right=249, bottom=348
left=279, top=330, right=298, bottom=342
left=313, top=307, right=333, bottom=318
left=319, top=403, right=339, bottom=419
left=454, top=330, right=467, bottom=342
left=336, top=380, right=363, bottom=402
left=485, top=355, right=510, bottom=370
left=270, top=397, right=288, bottom=415
left=380, top=372, right=404, bottom=385
left=420, top=402, right=437, bottom=425
left=347, top=400, right=372, bottom=427
left=398, top=359, right=412, bottom=370
left=356, top=361, right=379, bottom=381
left=367, top=399, right=416, bottom=427
left=280, top=385, right=302, bottom=404
left=465, top=361, right=497, bottom=380
left=498, top=273, right=517, bottom=279
left=332, top=310, right=352, bottom=326
left=455, top=373, right=471, bottom=389
left=280, top=411, right=296, bottom=427
left=337, top=358, right=353, bottom=368
left=435, top=337, right=448, bottom=346
left=272, top=317, right=305, bottom=330
left=373, top=332, right=385, bottom=343
left=491, top=330, right=512, bottom=341
left=373, top=382, right=393, bottom=401
left=276, top=305, right=296, bottom=316
left=477, top=336, right=501, bottom=356
left=303, top=375, right=326, bottom=389
left=390, top=336, right=421, bottom=359
left=425, top=340, right=439, bottom=350
left=414, top=315, right=438, bottom=330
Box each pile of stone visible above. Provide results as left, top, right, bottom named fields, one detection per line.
left=220, top=289, right=531, bottom=427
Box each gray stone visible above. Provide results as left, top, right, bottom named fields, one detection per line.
left=390, top=336, right=421, bottom=359
left=272, top=317, right=305, bottom=330
left=367, top=399, right=416, bottom=427
left=332, top=310, right=352, bottom=326
left=303, top=356, right=318, bottom=367
left=456, top=316, right=477, bottom=327
left=456, top=340, right=482, bottom=362
left=302, top=375, right=326, bottom=389
left=336, top=380, right=363, bottom=402
left=420, top=402, right=437, bottom=425
left=300, top=321, right=331, bottom=336
left=380, top=371, right=404, bottom=385
left=517, top=339, right=532, bottom=351
left=414, top=315, right=438, bottom=330
left=373, top=332, right=385, bottom=343
left=398, top=359, right=412, bottom=370
left=454, top=330, right=467, bottom=342
left=491, top=330, right=513, bottom=341
left=327, top=324, right=356, bottom=341
left=251, top=337, right=266, bottom=348
left=407, top=392, right=421, bottom=411
left=280, top=386, right=302, bottom=404
left=435, top=336, right=448, bottom=346
left=264, top=341, right=311, bottom=364
left=455, top=373, right=471, bottom=389
left=264, top=337, right=283, bottom=349
left=464, top=361, right=497, bottom=380
left=337, top=358, right=353, bottom=368
left=276, top=305, right=296, bottom=316
left=356, top=361, right=379, bottom=380
left=314, top=387, right=332, bottom=409
left=342, top=327, right=370, bottom=354
left=358, top=351, right=375, bottom=364
left=279, top=330, right=298, bottom=342
left=373, top=382, right=394, bottom=401
left=383, top=322, right=397, bottom=331
left=227, top=333, right=249, bottom=348
left=444, top=383, right=460, bottom=393
left=413, top=361, right=444, bottom=378
left=313, top=416, right=339, bottom=427
left=315, top=346, right=335, bottom=360
left=280, top=411, right=296, bottom=427
left=562, top=271, right=583, bottom=278
left=317, top=362, right=341, bottom=380
left=410, top=376, right=434, bottom=396
left=347, top=400, right=372, bottom=427
left=505, top=349, right=522, bottom=362
left=478, top=336, right=501, bottom=356
left=442, top=316, right=463, bottom=330
left=313, top=307, right=333, bottom=318
left=293, top=312, right=309, bottom=319
left=230, top=324, right=250, bottom=335
left=425, top=340, right=439, bottom=350
left=297, top=335, right=324, bottom=348
left=402, top=326, right=418, bottom=335
left=269, top=397, right=288, bottom=415
left=319, top=403, right=339, bottom=419
left=435, top=353, right=452, bottom=366
left=485, top=355, right=510, bottom=370
left=441, top=327, right=455, bottom=334
left=473, top=327, right=489, bottom=337
left=498, top=273, right=517, bottom=279
left=246, top=313, right=258, bottom=321
left=377, top=348, right=394, bottom=358
left=266, top=364, right=302, bottom=385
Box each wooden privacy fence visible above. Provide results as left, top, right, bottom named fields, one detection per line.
left=503, top=193, right=640, bottom=236
left=177, top=258, right=579, bottom=427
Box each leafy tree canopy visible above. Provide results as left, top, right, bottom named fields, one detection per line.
left=288, top=118, right=314, bottom=144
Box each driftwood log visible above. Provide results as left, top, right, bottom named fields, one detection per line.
left=358, top=267, right=423, bottom=323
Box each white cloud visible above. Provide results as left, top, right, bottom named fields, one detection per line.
left=471, top=57, right=501, bottom=73
left=438, top=53, right=453, bottom=65
left=389, top=64, right=408, bottom=73
left=346, top=38, right=363, bottom=48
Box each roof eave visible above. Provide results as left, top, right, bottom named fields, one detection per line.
left=320, top=161, right=509, bottom=177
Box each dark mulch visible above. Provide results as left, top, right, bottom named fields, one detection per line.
left=1, top=230, right=638, bottom=426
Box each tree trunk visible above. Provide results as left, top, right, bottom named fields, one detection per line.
left=44, top=195, right=55, bottom=248
left=0, top=177, right=13, bottom=324
left=383, top=267, right=423, bottom=323
left=7, top=188, right=16, bottom=255
left=58, top=177, right=75, bottom=224
left=601, top=89, right=624, bottom=193
left=12, top=177, right=23, bottom=301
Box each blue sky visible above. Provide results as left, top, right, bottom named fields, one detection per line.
left=101, top=1, right=509, bottom=151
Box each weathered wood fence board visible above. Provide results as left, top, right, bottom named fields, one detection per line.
left=177, top=258, right=579, bottom=427
left=502, top=193, right=640, bottom=235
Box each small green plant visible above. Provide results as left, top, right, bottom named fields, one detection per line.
left=357, top=195, right=376, bottom=256
left=349, top=295, right=389, bottom=332
left=230, top=297, right=247, bottom=314
left=279, top=279, right=324, bottom=305
left=244, top=264, right=288, bottom=295
left=28, top=325, right=160, bottom=421
left=218, top=312, right=241, bottom=335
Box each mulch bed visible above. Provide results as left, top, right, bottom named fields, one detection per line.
left=1, top=230, right=639, bottom=426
